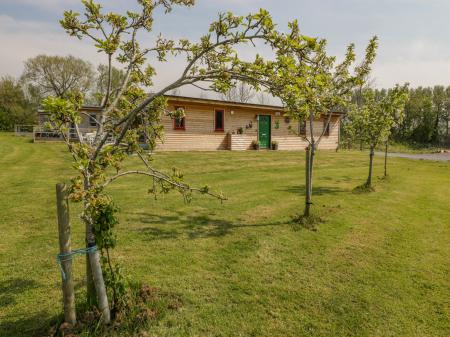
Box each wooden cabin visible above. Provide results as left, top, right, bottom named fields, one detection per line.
left=35, top=95, right=342, bottom=150
left=161, top=95, right=342, bottom=151
left=35, top=106, right=102, bottom=142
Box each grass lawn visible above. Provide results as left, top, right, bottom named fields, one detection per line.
left=0, top=133, right=449, bottom=337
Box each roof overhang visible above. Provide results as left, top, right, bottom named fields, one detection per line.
left=37, top=95, right=346, bottom=117
left=38, top=106, right=103, bottom=114
left=164, top=95, right=284, bottom=111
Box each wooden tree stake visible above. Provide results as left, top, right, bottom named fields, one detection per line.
left=304, top=146, right=312, bottom=217
left=56, top=183, right=77, bottom=325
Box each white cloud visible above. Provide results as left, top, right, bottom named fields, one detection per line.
left=373, top=39, right=450, bottom=87
left=0, top=15, right=201, bottom=93
left=3, top=1, right=450, bottom=91
left=0, top=15, right=103, bottom=77
left=2, top=0, right=79, bottom=8
left=374, top=60, right=450, bottom=88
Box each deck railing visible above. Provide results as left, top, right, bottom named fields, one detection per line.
left=14, top=124, right=115, bottom=145
left=31, top=126, right=115, bottom=145
left=32, top=126, right=94, bottom=143
left=14, top=124, right=37, bottom=137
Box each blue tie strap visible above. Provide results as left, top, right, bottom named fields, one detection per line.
left=56, top=245, right=98, bottom=280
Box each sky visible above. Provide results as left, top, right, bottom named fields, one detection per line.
left=1, top=0, right=450, bottom=96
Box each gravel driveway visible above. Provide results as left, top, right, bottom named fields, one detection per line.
left=376, top=152, right=450, bottom=161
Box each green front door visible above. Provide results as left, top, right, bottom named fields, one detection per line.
left=258, top=115, right=271, bottom=149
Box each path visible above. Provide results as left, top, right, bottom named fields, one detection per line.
left=377, top=152, right=450, bottom=162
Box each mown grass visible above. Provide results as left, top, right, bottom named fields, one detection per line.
left=0, top=133, right=449, bottom=337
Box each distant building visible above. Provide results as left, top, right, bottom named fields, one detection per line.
left=35, top=95, right=343, bottom=151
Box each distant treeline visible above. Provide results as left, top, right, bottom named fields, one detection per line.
left=340, top=86, right=450, bottom=147
left=0, top=54, right=125, bottom=131
left=1, top=55, right=450, bottom=146
left=0, top=76, right=35, bottom=131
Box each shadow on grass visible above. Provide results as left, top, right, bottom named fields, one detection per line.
left=319, top=175, right=353, bottom=182
left=0, top=310, right=53, bottom=337
left=134, top=212, right=287, bottom=241
left=281, top=185, right=347, bottom=195
left=0, top=278, right=53, bottom=337
left=130, top=184, right=347, bottom=241
left=0, top=278, right=40, bottom=307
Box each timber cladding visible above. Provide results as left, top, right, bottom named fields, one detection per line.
left=157, top=96, right=341, bottom=151
left=35, top=96, right=341, bottom=149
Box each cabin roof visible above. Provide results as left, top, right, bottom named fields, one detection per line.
left=164, top=95, right=284, bottom=111
left=38, top=95, right=345, bottom=115
left=165, top=95, right=345, bottom=115
left=38, top=105, right=103, bottom=114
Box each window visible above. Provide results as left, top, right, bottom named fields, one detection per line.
left=174, top=116, right=185, bottom=130
left=39, top=114, right=49, bottom=124
left=214, top=109, right=224, bottom=131
left=173, top=106, right=185, bottom=130
left=323, top=119, right=330, bottom=136
left=299, top=120, right=307, bottom=135
left=89, top=113, right=97, bottom=127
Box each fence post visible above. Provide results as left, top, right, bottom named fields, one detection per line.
left=56, top=183, right=77, bottom=325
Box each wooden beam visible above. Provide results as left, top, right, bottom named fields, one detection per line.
left=56, top=183, right=77, bottom=325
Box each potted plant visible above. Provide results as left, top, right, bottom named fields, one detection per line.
left=251, top=140, right=260, bottom=150
left=237, top=127, right=244, bottom=134
left=271, top=140, right=279, bottom=150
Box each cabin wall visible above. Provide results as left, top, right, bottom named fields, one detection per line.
left=38, top=111, right=100, bottom=130
left=159, top=101, right=340, bottom=151
left=271, top=117, right=340, bottom=150
left=78, top=112, right=100, bottom=129
left=35, top=101, right=340, bottom=150
left=158, top=103, right=230, bottom=151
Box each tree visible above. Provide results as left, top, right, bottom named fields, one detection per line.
left=221, top=81, right=255, bottom=103
left=381, top=87, right=407, bottom=177
left=0, top=76, right=35, bottom=131
left=346, top=85, right=409, bottom=188
left=267, top=21, right=378, bottom=217
left=444, top=87, right=450, bottom=141
left=256, top=91, right=270, bottom=105
left=343, top=85, right=450, bottom=148
left=90, top=64, right=126, bottom=105
left=350, top=78, right=380, bottom=150
left=44, top=0, right=278, bottom=324
left=432, top=85, right=446, bottom=143
left=397, top=87, right=439, bottom=144
left=21, top=55, right=95, bottom=103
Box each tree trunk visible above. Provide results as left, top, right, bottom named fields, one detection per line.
left=86, top=231, right=96, bottom=306
left=433, top=109, right=440, bottom=144
left=447, top=116, right=449, bottom=137
left=83, top=177, right=110, bottom=323
left=310, top=145, right=315, bottom=199
left=446, top=115, right=449, bottom=144
left=304, top=146, right=311, bottom=217
left=86, top=223, right=111, bottom=324
left=84, top=198, right=96, bottom=305
left=366, top=146, right=375, bottom=187
left=304, top=145, right=315, bottom=217
left=56, top=183, right=76, bottom=325
left=384, top=140, right=388, bottom=177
